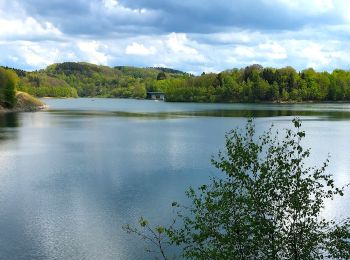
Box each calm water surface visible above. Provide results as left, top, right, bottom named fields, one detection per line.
left=0, top=98, right=350, bottom=259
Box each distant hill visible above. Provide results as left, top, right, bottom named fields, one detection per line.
left=147, top=67, right=187, bottom=75
left=0, top=66, right=27, bottom=77
left=115, top=66, right=187, bottom=76
left=14, top=62, right=189, bottom=98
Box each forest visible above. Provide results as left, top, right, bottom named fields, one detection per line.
left=155, top=64, right=350, bottom=102
left=4, top=63, right=350, bottom=102
left=13, top=62, right=187, bottom=99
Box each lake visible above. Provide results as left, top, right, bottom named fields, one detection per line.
left=0, top=98, right=350, bottom=259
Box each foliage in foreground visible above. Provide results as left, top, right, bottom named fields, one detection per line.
left=124, top=119, right=350, bottom=259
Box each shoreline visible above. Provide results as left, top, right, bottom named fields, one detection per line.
left=0, top=105, right=48, bottom=113
left=40, top=96, right=350, bottom=105
left=0, top=102, right=48, bottom=113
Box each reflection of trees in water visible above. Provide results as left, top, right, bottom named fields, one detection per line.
left=0, top=113, right=19, bottom=143
left=173, top=109, right=350, bottom=119
left=47, top=108, right=350, bottom=121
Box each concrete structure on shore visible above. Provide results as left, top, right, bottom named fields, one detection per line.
left=146, top=92, right=165, bottom=101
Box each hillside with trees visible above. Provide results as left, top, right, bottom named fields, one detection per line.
left=14, top=62, right=188, bottom=99
left=6, top=62, right=350, bottom=102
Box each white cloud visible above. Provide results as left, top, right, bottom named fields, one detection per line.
left=163, top=33, right=206, bottom=64
left=103, top=0, right=119, bottom=9
left=1, top=26, right=349, bottom=74
left=0, top=0, right=350, bottom=74
left=233, top=46, right=255, bottom=58
left=166, top=33, right=199, bottom=55
left=337, top=0, right=350, bottom=21
left=302, top=43, right=329, bottom=67
left=77, top=41, right=109, bottom=64
left=209, top=31, right=254, bottom=44
left=273, top=0, right=334, bottom=14
left=299, top=42, right=344, bottom=69
left=125, top=42, right=157, bottom=56
left=258, top=42, right=287, bottom=60
left=0, top=11, right=62, bottom=40
left=19, top=42, right=60, bottom=67
left=102, top=0, right=147, bottom=13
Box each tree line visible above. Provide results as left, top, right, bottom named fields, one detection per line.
left=6, top=62, right=350, bottom=102
left=155, top=65, right=350, bottom=102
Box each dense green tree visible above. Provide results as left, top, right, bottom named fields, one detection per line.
left=316, top=72, right=331, bottom=100
left=276, top=66, right=298, bottom=93
left=157, top=72, right=167, bottom=80
left=132, top=83, right=147, bottom=99
left=267, top=81, right=280, bottom=101
left=261, top=67, right=276, bottom=84
left=0, top=67, right=18, bottom=108
left=243, top=64, right=263, bottom=82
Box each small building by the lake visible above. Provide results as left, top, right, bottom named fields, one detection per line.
left=146, top=92, right=165, bottom=101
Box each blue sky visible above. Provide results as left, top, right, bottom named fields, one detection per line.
left=0, top=0, right=350, bottom=74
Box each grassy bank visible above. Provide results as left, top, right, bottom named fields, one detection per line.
left=0, top=91, right=47, bottom=112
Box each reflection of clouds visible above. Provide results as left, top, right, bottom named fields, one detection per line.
left=0, top=113, right=20, bottom=147
left=323, top=164, right=350, bottom=219
left=293, top=120, right=350, bottom=220
left=164, top=119, right=193, bottom=171
left=253, top=118, right=350, bottom=221
left=21, top=112, right=51, bottom=128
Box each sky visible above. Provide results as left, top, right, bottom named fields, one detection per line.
left=0, top=0, right=350, bottom=74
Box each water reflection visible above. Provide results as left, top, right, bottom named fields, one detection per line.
left=0, top=113, right=19, bottom=127
left=47, top=108, right=350, bottom=120
left=0, top=113, right=19, bottom=143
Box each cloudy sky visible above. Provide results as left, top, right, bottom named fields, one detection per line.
left=0, top=0, right=350, bottom=74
